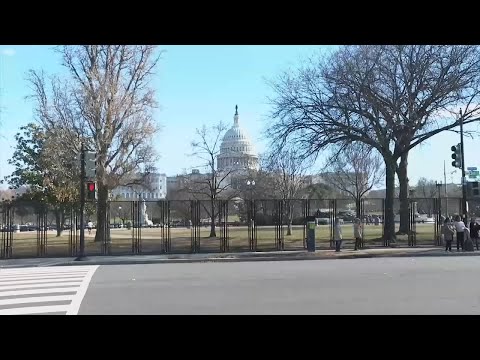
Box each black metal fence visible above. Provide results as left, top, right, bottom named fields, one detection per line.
left=0, top=197, right=471, bottom=259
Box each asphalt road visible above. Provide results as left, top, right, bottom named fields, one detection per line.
left=78, top=257, right=480, bottom=315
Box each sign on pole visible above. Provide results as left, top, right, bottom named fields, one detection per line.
left=467, top=166, right=480, bottom=181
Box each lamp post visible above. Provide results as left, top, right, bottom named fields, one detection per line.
left=409, top=188, right=416, bottom=217
left=246, top=179, right=256, bottom=249
left=435, top=181, right=444, bottom=246
left=246, top=180, right=255, bottom=202
left=459, top=109, right=467, bottom=223
left=118, top=206, right=122, bottom=227
left=436, top=180, right=443, bottom=218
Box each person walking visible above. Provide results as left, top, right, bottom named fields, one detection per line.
left=87, top=220, right=93, bottom=235
left=442, top=217, right=455, bottom=252
left=464, top=225, right=475, bottom=252
left=353, top=218, right=363, bottom=251
left=334, top=218, right=343, bottom=252
left=470, top=218, right=479, bottom=251
left=454, top=215, right=465, bottom=251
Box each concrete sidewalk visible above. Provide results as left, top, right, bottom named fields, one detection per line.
left=1, top=246, right=480, bottom=268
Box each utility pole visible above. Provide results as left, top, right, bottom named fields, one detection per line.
left=460, top=109, right=467, bottom=223
left=76, top=142, right=86, bottom=260
left=444, top=160, right=448, bottom=217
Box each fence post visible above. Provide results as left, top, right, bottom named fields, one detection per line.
left=329, top=199, right=336, bottom=249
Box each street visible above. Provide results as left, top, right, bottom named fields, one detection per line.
left=2, top=257, right=480, bottom=315
left=79, top=257, right=480, bottom=314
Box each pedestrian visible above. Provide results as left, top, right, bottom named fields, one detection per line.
left=464, top=226, right=475, bottom=252
left=469, top=218, right=479, bottom=251
left=442, top=217, right=455, bottom=252
left=353, top=218, right=362, bottom=251
left=454, top=215, right=465, bottom=251
left=87, top=220, right=93, bottom=235
left=334, top=218, right=343, bottom=252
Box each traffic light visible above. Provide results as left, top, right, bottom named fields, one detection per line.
left=86, top=182, right=96, bottom=201
left=85, top=151, right=97, bottom=179
left=451, top=144, right=462, bottom=168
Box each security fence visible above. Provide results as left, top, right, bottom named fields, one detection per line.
left=0, top=197, right=472, bottom=259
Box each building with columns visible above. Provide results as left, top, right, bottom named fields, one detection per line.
left=111, top=173, right=167, bottom=200
left=217, top=105, right=259, bottom=173
left=166, top=106, right=259, bottom=195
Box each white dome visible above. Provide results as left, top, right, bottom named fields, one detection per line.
left=217, top=106, right=258, bottom=172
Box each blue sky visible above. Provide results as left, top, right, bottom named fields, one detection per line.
left=0, top=45, right=477, bottom=189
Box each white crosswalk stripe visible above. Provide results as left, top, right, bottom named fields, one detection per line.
left=0, top=265, right=98, bottom=315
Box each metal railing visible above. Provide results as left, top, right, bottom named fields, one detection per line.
left=0, top=197, right=468, bottom=259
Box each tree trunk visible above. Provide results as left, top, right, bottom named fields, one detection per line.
left=55, top=208, right=63, bottom=237
left=209, top=199, right=216, bottom=238
left=384, top=159, right=397, bottom=244
left=397, top=152, right=410, bottom=234
left=356, top=198, right=361, bottom=219
left=94, top=183, right=110, bottom=243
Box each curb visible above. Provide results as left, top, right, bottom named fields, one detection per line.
left=39, top=250, right=480, bottom=267
left=2, top=250, right=480, bottom=269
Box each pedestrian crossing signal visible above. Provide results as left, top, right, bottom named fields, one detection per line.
left=86, top=182, right=96, bottom=200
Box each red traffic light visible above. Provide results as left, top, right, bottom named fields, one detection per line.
left=87, top=183, right=95, bottom=192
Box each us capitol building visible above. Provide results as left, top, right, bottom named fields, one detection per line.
left=167, top=105, right=259, bottom=193
left=217, top=105, right=259, bottom=173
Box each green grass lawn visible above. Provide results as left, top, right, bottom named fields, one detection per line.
left=2, top=223, right=439, bottom=258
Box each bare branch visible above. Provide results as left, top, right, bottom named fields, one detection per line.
left=324, top=142, right=384, bottom=205
left=25, top=45, right=161, bottom=242
left=266, top=45, right=480, bottom=240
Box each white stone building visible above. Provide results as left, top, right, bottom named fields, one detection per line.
left=111, top=173, right=167, bottom=200
left=166, top=106, right=259, bottom=194
left=217, top=105, right=259, bottom=173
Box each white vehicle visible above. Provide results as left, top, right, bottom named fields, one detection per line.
left=394, top=213, right=432, bottom=223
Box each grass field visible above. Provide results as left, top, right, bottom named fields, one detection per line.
left=1, top=222, right=439, bottom=259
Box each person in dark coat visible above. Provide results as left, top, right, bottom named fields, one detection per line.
left=442, top=217, right=455, bottom=252
left=470, top=218, right=480, bottom=250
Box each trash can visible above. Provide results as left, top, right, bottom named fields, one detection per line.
left=306, top=216, right=316, bottom=252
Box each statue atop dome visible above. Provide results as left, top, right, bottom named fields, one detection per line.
left=234, top=105, right=239, bottom=126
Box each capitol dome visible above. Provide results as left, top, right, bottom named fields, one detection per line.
left=217, top=105, right=259, bottom=172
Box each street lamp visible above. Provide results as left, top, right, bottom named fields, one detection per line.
left=246, top=180, right=255, bottom=201
left=436, top=181, right=443, bottom=218
left=118, top=206, right=122, bottom=227
left=435, top=181, right=443, bottom=197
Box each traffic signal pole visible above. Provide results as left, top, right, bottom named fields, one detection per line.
left=460, top=110, right=468, bottom=223
left=76, top=142, right=86, bottom=261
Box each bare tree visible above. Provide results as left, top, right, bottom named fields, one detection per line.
left=264, top=147, right=310, bottom=235
left=183, top=123, right=237, bottom=237
left=27, top=45, right=161, bottom=243
left=235, top=165, right=277, bottom=201
left=415, top=178, right=438, bottom=198
left=166, top=186, right=192, bottom=225
left=324, top=143, right=384, bottom=218
left=267, top=45, right=480, bottom=243
left=300, top=182, right=339, bottom=200
left=414, top=177, right=438, bottom=216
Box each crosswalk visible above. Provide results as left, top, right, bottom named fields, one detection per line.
left=0, top=265, right=99, bottom=315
